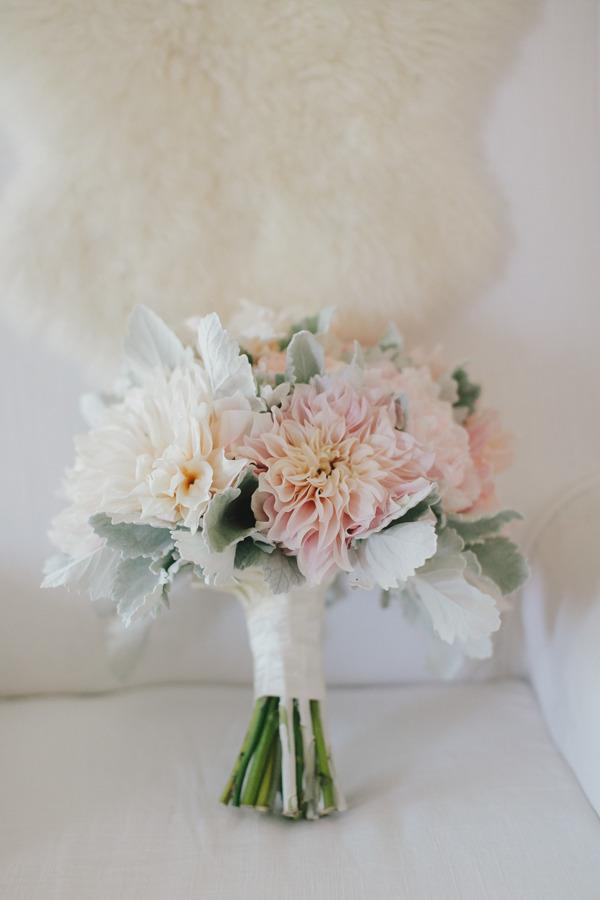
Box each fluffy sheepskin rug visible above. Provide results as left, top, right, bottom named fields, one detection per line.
left=0, top=0, right=532, bottom=377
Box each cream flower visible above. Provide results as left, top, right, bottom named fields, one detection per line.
left=51, top=364, right=253, bottom=557
left=50, top=308, right=257, bottom=557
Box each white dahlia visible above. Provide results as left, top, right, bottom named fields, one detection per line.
left=50, top=307, right=257, bottom=557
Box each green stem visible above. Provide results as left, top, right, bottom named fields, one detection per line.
left=268, top=738, right=282, bottom=812
left=221, top=695, right=269, bottom=807
left=293, top=700, right=304, bottom=814
left=310, top=699, right=335, bottom=813
left=241, top=699, right=281, bottom=807
left=255, top=729, right=278, bottom=811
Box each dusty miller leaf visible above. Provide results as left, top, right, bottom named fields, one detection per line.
left=124, top=305, right=188, bottom=381
left=112, top=556, right=169, bottom=625
left=195, top=312, right=256, bottom=400
left=285, top=330, right=325, bottom=383
left=41, top=545, right=121, bottom=602
left=452, top=367, right=481, bottom=414
left=350, top=520, right=438, bottom=590
left=203, top=471, right=258, bottom=553
left=468, top=536, right=529, bottom=596
left=234, top=537, right=273, bottom=570
left=260, top=550, right=304, bottom=594
left=447, top=509, right=522, bottom=543
left=404, top=543, right=500, bottom=649
left=90, top=514, right=174, bottom=560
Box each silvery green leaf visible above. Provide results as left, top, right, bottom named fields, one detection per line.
left=112, top=556, right=169, bottom=625
left=452, top=366, right=481, bottom=414
left=462, top=548, right=505, bottom=610
left=172, top=530, right=205, bottom=566
left=41, top=545, right=121, bottom=602
left=90, top=514, right=174, bottom=560
left=172, top=529, right=237, bottom=587
left=260, top=550, right=304, bottom=594
left=432, top=524, right=465, bottom=556
left=379, top=322, right=404, bottom=352
left=405, top=559, right=500, bottom=650
left=124, top=305, right=189, bottom=380
left=202, top=471, right=258, bottom=553
left=468, top=536, right=529, bottom=596
left=375, top=322, right=410, bottom=367
left=350, top=520, right=438, bottom=590
left=462, top=548, right=482, bottom=577
left=447, top=510, right=522, bottom=543
left=234, top=537, right=272, bottom=570
left=285, top=330, right=325, bottom=384
left=149, top=553, right=176, bottom=575
left=195, top=312, right=256, bottom=400
left=280, top=307, right=335, bottom=347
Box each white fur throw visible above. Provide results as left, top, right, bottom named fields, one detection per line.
left=0, top=1, right=532, bottom=376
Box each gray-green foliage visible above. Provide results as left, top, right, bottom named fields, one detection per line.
left=374, top=322, right=410, bottom=368
left=233, top=535, right=304, bottom=594
left=468, top=536, right=529, bottom=596
left=452, top=367, right=481, bottom=414
left=261, top=550, right=304, bottom=594
left=285, top=330, right=325, bottom=384
left=42, top=511, right=183, bottom=626
left=234, top=536, right=273, bottom=570
left=203, top=471, right=258, bottom=553
left=111, top=556, right=170, bottom=624
left=41, top=545, right=121, bottom=602
left=123, top=304, right=188, bottom=381
left=447, top=510, right=522, bottom=543
left=278, top=308, right=335, bottom=349
left=90, top=513, right=174, bottom=559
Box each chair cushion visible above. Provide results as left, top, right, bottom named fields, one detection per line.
left=1, top=680, right=598, bottom=899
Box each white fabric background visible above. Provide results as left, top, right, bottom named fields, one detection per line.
left=2, top=681, right=599, bottom=900
left=0, top=0, right=599, bottom=695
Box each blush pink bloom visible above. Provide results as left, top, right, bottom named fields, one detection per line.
left=238, top=375, right=434, bottom=584
left=365, top=362, right=481, bottom=514
left=464, top=409, right=513, bottom=514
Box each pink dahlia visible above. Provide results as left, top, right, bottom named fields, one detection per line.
left=464, top=409, right=513, bottom=514
left=365, top=362, right=481, bottom=514
left=238, top=375, right=434, bottom=584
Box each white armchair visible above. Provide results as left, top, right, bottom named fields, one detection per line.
left=523, top=475, right=600, bottom=819
left=1, top=0, right=599, bottom=897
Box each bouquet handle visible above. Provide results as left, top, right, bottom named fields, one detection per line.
left=221, top=583, right=345, bottom=818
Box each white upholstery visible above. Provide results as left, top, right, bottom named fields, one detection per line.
left=523, top=473, right=600, bottom=817
left=2, top=681, right=599, bottom=900
left=0, top=0, right=599, bottom=896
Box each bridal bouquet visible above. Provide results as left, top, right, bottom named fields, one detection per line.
left=43, top=303, right=527, bottom=819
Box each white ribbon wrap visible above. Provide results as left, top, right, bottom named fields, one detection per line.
left=242, top=584, right=326, bottom=701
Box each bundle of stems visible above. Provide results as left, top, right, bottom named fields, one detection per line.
left=221, top=695, right=345, bottom=819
